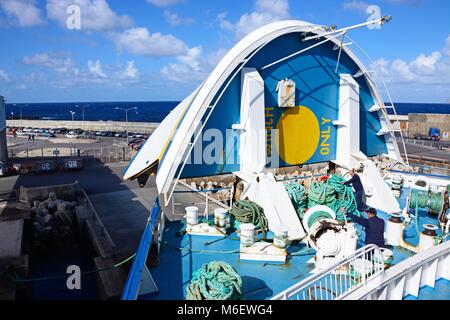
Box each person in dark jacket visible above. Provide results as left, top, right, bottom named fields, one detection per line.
left=342, top=169, right=366, bottom=211
left=341, top=207, right=386, bottom=248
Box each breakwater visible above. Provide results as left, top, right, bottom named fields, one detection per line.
left=7, top=120, right=159, bottom=133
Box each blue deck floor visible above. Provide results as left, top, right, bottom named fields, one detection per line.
left=404, top=279, right=450, bottom=300
left=140, top=187, right=447, bottom=300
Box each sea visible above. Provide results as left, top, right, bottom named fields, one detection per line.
left=4, top=101, right=450, bottom=122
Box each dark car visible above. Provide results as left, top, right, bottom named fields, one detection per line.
left=128, top=139, right=144, bottom=148
left=132, top=140, right=145, bottom=150
left=40, top=132, right=56, bottom=138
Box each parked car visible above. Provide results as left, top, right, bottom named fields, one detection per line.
left=128, top=138, right=142, bottom=147
left=132, top=140, right=145, bottom=150
left=66, top=132, right=78, bottom=139
left=0, top=162, right=18, bottom=177
left=40, top=132, right=56, bottom=138
left=56, top=128, right=69, bottom=134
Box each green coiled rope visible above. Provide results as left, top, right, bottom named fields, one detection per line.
left=308, top=182, right=336, bottom=207
left=410, top=189, right=445, bottom=216
left=229, top=200, right=268, bottom=232
left=306, top=211, right=334, bottom=229
left=285, top=182, right=308, bottom=218
left=186, top=261, right=243, bottom=300
left=410, top=189, right=429, bottom=208
left=428, top=192, right=445, bottom=215
left=285, top=175, right=362, bottom=222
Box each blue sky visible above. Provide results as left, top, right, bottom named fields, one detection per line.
left=0, top=0, right=449, bottom=103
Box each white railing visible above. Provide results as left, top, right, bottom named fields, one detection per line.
left=345, top=240, right=450, bottom=300
left=167, top=181, right=232, bottom=221
left=271, top=244, right=385, bottom=300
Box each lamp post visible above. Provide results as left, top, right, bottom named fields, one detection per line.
left=81, top=104, right=91, bottom=132
left=69, top=111, right=75, bottom=131
left=82, top=104, right=91, bottom=122
left=115, top=107, right=138, bottom=144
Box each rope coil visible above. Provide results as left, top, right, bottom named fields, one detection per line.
left=229, top=200, right=268, bottom=232
left=285, top=175, right=362, bottom=222
left=186, top=261, right=243, bottom=300
left=285, top=182, right=308, bottom=218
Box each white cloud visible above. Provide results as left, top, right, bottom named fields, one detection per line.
left=146, top=0, right=185, bottom=8
left=160, top=47, right=228, bottom=84
left=0, top=0, right=43, bottom=27
left=46, top=0, right=133, bottom=31
left=19, top=56, right=142, bottom=89
left=111, top=27, right=188, bottom=57
left=161, top=46, right=204, bottom=83
left=21, top=53, right=75, bottom=73
left=87, top=60, right=106, bottom=78
left=371, top=49, right=450, bottom=86
left=218, top=0, right=290, bottom=39
left=24, top=71, right=47, bottom=83
left=116, top=61, right=139, bottom=80
left=0, top=69, right=11, bottom=82
left=254, top=0, right=289, bottom=18
left=164, top=10, right=194, bottom=26
left=342, top=0, right=370, bottom=13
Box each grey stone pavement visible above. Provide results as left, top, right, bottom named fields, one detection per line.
left=402, top=142, right=450, bottom=162
left=0, top=162, right=156, bottom=257
left=0, top=161, right=222, bottom=257
left=7, top=136, right=127, bottom=153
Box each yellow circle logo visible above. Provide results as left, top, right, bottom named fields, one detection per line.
left=275, top=106, right=320, bottom=165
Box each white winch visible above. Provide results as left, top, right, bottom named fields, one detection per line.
left=303, top=206, right=358, bottom=272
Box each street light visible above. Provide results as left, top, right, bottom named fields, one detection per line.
left=69, top=111, right=76, bottom=130
left=19, top=104, right=28, bottom=121
left=82, top=104, right=91, bottom=122
left=115, top=107, right=138, bottom=143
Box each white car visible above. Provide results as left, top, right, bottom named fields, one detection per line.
left=66, top=132, right=78, bottom=139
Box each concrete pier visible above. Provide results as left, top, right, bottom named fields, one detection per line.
left=7, top=119, right=159, bottom=134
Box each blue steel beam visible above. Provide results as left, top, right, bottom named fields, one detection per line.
left=121, top=197, right=161, bottom=300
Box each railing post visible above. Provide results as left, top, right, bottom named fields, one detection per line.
left=171, top=193, right=175, bottom=220
left=204, top=192, right=209, bottom=218
left=362, top=247, right=367, bottom=285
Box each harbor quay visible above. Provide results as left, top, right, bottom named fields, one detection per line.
left=7, top=120, right=159, bottom=134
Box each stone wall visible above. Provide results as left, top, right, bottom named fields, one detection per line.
left=407, top=113, right=450, bottom=140
left=7, top=119, right=159, bottom=133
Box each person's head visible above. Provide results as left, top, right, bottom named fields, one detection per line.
left=366, top=207, right=377, bottom=219
left=349, top=169, right=355, bottom=176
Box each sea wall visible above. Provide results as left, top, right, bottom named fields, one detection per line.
left=407, top=113, right=450, bottom=140
left=6, top=119, right=159, bottom=133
